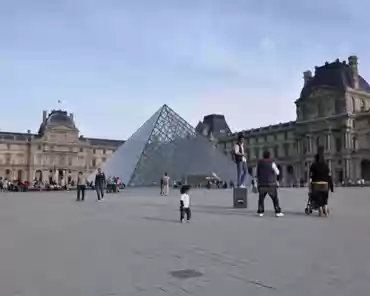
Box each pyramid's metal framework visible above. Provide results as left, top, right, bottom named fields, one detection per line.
left=93, top=104, right=239, bottom=186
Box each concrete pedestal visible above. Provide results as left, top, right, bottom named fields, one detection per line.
left=233, top=187, right=248, bottom=208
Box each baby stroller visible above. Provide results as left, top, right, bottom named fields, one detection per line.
left=304, top=182, right=330, bottom=215
left=304, top=192, right=319, bottom=215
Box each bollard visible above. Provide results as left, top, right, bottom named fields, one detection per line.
left=233, top=187, right=248, bottom=208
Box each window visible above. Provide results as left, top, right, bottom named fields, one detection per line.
left=283, top=144, right=289, bottom=157
left=68, top=157, right=73, bottom=166
left=93, top=149, right=96, bottom=154
left=7, top=144, right=10, bottom=150
left=254, top=148, right=259, bottom=159
left=335, top=100, right=342, bottom=113
left=318, top=101, right=324, bottom=117
left=102, top=157, right=106, bottom=162
left=245, top=149, right=250, bottom=160
left=284, top=132, right=288, bottom=141
left=38, top=145, right=42, bottom=150
left=352, top=137, right=357, bottom=150
left=92, top=158, right=96, bottom=167
left=336, top=137, right=342, bottom=153
left=103, top=149, right=106, bottom=155
left=80, top=147, right=84, bottom=152
left=352, top=97, right=356, bottom=112
left=274, top=146, right=279, bottom=158
left=361, top=99, right=366, bottom=111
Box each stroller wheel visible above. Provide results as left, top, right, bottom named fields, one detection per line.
left=309, top=208, right=313, bottom=214
left=305, top=208, right=309, bottom=215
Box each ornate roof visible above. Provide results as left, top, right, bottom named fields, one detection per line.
left=196, top=114, right=232, bottom=137
left=38, top=110, right=76, bottom=135
left=46, top=110, right=75, bottom=128
left=300, top=59, right=370, bottom=97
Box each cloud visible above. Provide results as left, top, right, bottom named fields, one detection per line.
left=259, top=37, right=276, bottom=52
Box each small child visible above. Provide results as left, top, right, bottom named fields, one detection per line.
left=180, top=185, right=191, bottom=223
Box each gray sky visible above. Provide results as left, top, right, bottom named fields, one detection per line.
left=1, top=0, right=369, bottom=139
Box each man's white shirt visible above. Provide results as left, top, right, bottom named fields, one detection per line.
left=272, top=162, right=279, bottom=175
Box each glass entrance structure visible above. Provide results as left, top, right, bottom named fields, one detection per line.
left=93, top=104, right=239, bottom=186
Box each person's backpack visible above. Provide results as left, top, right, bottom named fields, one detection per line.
left=231, top=149, right=236, bottom=162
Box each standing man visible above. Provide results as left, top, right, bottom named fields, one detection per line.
left=162, top=172, right=170, bottom=196
left=256, top=150, right=284, bottom=217
left=76, top=172, right=87, bottom=201
left=234, top=133, right=247, bottom=188
left=95, top=168, right=106, bottom=201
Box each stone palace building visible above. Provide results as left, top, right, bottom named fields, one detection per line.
left=0, top=110, right=124, bottom=184
left=2, top=55, right=370, bottom=185
left=199, top=56, right=370, bottom=185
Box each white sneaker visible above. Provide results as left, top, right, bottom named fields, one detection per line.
left=258, top=213, right=264, bottom=217
left=239, top=184, right=246, bottom=188
left=181, top=219, right=185, bottom=223
left=276, top=213, right=284, bottom=217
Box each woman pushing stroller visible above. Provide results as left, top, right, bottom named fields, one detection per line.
left=309, top=152, right=334, bottom=217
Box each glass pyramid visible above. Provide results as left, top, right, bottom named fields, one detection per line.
left=96, top=104, right=241, bottom=186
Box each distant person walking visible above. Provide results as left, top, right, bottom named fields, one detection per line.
left=233, top=133, right=247, bottom=187
left=161, top=173, right=170, bottom=196
left=95, top=168, right=106, bottom=201
left=256, top=150, right=284, bottom=217
left=76, top=172, right=87, bottom=201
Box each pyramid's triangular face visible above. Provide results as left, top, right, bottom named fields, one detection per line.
left=96, top=104, right=243, bottom=186
left=92, top=106, right=162, bottom=185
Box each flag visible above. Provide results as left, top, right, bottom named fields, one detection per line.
left=58, top=100, right=62, bottom=104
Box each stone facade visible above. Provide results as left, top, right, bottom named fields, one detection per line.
left=215, top=56, right=370, bottom=185
left=0, top=110, right=124, bottom=184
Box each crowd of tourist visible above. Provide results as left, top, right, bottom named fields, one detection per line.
left=0, top=172, right=123, bottom=193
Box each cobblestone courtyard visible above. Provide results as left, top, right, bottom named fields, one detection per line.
left=0, top=188, right=369, bottom=296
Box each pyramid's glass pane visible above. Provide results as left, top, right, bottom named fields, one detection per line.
left=90, top=107, right=162, bottom=185
left=130, top=105, right=241, bottom=186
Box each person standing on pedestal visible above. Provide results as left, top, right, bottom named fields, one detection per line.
left=256, top=150, right=284, bottom=217
left=95, top=168, right=106, bottom=202
left=234, top=134, right=247, bottom=188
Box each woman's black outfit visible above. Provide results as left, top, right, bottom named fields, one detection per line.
left=309, top=161, right=334, bottom=207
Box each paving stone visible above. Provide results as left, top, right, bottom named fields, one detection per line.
left=0, top=188, right=369, bottom=295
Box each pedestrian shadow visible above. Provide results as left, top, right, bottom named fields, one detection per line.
left=143, top=216, right=180, bottom=223
left=282, top=210, right=313, bottom=217
left=193, top=206, right=254, bottom=217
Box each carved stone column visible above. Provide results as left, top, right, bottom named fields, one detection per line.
left=307, top=135, right=313, bottom=154
left=327, top=159, right=333, bottom=175
left=326, top=131, right=332, bottom=152
left=344, top=129, right=352, bottom=150
left=345, top=158, right=351, bottom=180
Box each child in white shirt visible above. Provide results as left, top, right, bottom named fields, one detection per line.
left=180, top=185, right=191, bottom=223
